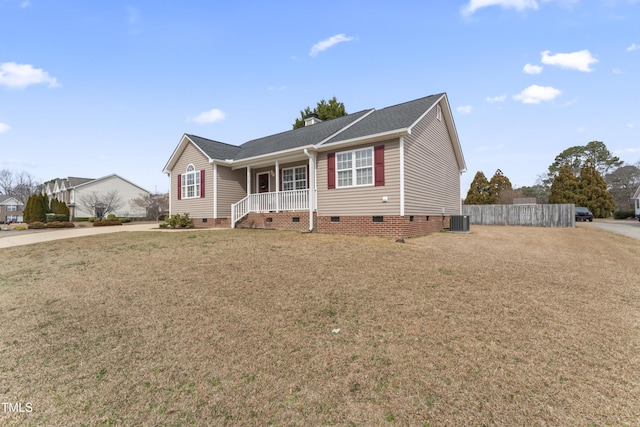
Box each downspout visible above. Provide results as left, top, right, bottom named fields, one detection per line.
left=212, top=162, right=218, bottom=219
left=304, top=148, right=316, bottom=232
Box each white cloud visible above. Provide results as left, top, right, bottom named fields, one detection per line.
left=20, top=1, right=30, bottom=8
left=188, top=108, right=226, bottom=124
left=309, top=34, right=355, bottom=57
left=523, top=63, right=543, bottom=74
left=267, top=85, right=286, bottom=91
left=540, top=50, right=598, bottom=72
left=486, top=94, right=507, bottom=103
left=461, top=0, right=539, bottom=16
left=0, top=122, right=10, bottom=134
left=0, top=62, right=60, bottom=89
left=627, top=123, right=635, bottom=128
left=627, top=43, right=640, bottom=51
left=457, top=105, right=473, bottom=114
left=612, top=68, right=623, bottom=74
left=513, top=85, right=561, bottom=104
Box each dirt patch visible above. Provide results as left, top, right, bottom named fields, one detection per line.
left=1, top=225, right=639, bottom=425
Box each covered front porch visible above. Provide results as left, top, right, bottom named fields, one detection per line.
left=230, top=150, right=317, bottom=229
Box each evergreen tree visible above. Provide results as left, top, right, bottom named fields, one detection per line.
left=24, top=194, right=48, bottom=223
left=549, top=162, right=580, bottom=204
left=578, top=158, right=615, bottom=218
left=488, top=169, right=512, bottom=203
left=293, top=97, right=347, bottom=129
left=465, top=171, right=492, bottom=204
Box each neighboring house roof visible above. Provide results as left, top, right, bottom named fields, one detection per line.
left=0, top=195, right=24, bottom=206
left=163, top=92, right=466, bottom=173
left=72, top=174, right=151, bottom=194
left=67, top=177, right=94, bottom=187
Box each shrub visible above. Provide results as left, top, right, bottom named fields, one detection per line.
left=88, top=217, right=97, bottom=223
left=75, top=217, right=91, bottom=222
left=164, top=213, right=194, bottom=229
left=46, top=221, right=75, bottom=228
left=12, top=224, right=28, bottom=231
left=106, top=213, right=117, bottom=221
left=28, top=222, right=46, bottom=229
left=93, top=220, right=122, bottom=227
left=614, top=210, right=635, bottom=220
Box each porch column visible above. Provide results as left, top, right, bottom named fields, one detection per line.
left=275, top=160, right=280, bottom=213
left=247, top=166, right=251, bottom=212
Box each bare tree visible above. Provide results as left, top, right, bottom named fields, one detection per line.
left=78, top=190, right=124, bottom=219
left=130, top=193, right=169, bottom=221
left=0, top=169, right=41, bottom=204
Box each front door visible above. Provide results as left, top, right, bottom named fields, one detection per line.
left=258, top=173, right=270, bottom=193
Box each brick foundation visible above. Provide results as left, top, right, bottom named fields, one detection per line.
left=230, top=212, right=451, bottom=238
left=192, top=218, right=231, bottom=229
left=235, top=211, right=316, bottom=232
left=317, top=215, right=450, bottom=239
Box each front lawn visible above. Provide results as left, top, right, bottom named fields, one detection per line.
left=1, top=226, right=638, bottom=425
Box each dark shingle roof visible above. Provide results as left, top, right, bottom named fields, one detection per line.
left=233, top=109, right=372, bottom=160
left=184, top=93, right=444, bottom=162
left=186, top=134, right=242, bottom=161
left=324, top=94, right=443, bottom=145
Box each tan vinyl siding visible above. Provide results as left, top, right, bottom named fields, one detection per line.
left=216, top=165, right=246, bottom=218
left=170, top=143, right=213, bottom=218
left=317, top=140, right=400, bottom=216
left=404, top=104, right=461, bottom=216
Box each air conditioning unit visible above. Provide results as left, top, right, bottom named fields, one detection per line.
left=450, top=215, right=470, bottom=232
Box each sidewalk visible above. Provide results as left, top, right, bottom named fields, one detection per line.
left=0, top=223, right=163, bottom=248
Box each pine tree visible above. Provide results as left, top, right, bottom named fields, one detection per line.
left=465, top=171, right=492, bottom=204
left=488, top=169, right=513, bottom=203
left=24, top=194, right=47, bottom=223
left=578, top=158, right=615, bottom=218
left=549, top=162, right=580, bottom=204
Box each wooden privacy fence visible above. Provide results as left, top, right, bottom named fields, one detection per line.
left=462, top=204, right=575, bottom=228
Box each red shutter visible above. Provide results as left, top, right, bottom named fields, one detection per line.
left=327, top=153, right=336, bottom=189
left=200, top=170, right=205, bottom=198
left=177, top=174, right=182, bottom=200
left=279, top=169, right=282, bottom=191
left=306, top=166, right=310, bottom=189
left=374, top=145, right=385, bottom=186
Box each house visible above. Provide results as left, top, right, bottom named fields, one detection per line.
left=0, top=195, right=24, bottom=223
left=633, top=185, right=640, bottom=220
left=163, top=93, right=466, bottom=238
left=43, top=174, right=150, bottom=220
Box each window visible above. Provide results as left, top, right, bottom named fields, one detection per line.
left=336, top=147, right=373, bottom=188
left=282, top=166, right=307, bottom=191
left=181, top=164, right=201, bottom=199
left=436, top=104, right=442, bottom=121
left=7, top=205, right=18, bottom=211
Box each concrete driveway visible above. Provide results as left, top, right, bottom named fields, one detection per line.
left=580, top=220, right=640, bottom=241
left=0, top=223, right=164, bottom=248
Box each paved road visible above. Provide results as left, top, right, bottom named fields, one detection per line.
left=0, top=223, right=167, bottom=248
left=580, top=220, right=640, bottom=241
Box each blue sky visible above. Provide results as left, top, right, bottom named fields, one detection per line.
left=1, top=0, right=639, bottom=195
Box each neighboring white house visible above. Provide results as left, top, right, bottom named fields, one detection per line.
left=44, top=174, right=150, bottom=219
left=633, top=185, right=640, bottom=220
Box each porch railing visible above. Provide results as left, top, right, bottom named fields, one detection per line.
left=231, top=189, right=309, bottom=228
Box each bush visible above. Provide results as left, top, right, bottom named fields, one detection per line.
left=614, top=210, right=635, bottom=220
left=106, top=213, right=117, bottom=221
left=46, top=221, right=75, bottom=228
left=12, top=224, right=28, bottom=231
left=164, top=213, right=194, bottom=229
left=28, top=222, right=46, bottom=229
left=88, top=217, right=97, bottom=223
left=93, top=220, right=122, bottom=227
left=75, top=217, right=90, bottom=222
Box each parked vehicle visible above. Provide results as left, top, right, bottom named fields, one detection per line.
left=575, top=207, right=593, bottom=222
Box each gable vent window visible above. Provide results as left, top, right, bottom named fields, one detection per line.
left=436, top=105, right=442, bottom=121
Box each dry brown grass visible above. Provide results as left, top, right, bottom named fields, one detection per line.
left=1, top=225, right=639, bottom=426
